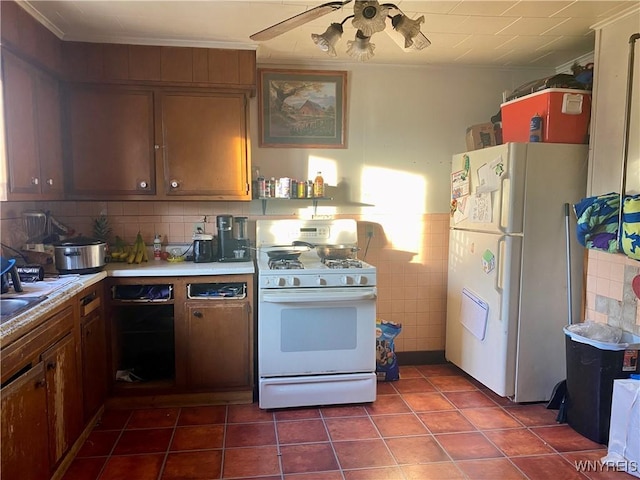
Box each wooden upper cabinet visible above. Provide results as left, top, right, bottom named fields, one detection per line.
left=62, top=42, right=256, bottom=90
left=0, top=1, right=62, bottom=75
left=36, top=73, right=65, bottom=197
left=64, top=86, right=156, bottom=198
left=1, top=51, right=64, bottom=200
left=160, top=91, right=250, bottom=200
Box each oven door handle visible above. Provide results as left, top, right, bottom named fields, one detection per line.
left=262, top=289, right=376, bottom=303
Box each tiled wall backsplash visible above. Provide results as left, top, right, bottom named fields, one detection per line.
left=0, top=201, right=451, bottom=353
left=584, top=249, right=640, bottom=336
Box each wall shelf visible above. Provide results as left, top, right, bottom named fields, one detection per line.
left=256, top=197, right=333, bottom=215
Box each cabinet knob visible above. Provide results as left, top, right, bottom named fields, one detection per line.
left=46, top=178, right=54, bottom=186
left=31, top=177, right=39, bottom=186
left=170, top=180, right=179, bottom=189
left=35, top=379, right=46, bottom=388
left=154, top=144, right=161, bottom=150
left=46, top=361, right=57, bottom=370
left=193, top=311, right=203, bottom=318
left=139, top=180, right=148, bottom=189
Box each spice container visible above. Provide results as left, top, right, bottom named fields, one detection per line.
left=313, top=172, right=325, bottom=197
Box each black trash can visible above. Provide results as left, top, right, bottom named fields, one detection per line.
left=564, top=324, right=640, bottom=444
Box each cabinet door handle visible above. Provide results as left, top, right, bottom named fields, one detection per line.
left=46, top=178, right=54, bottom=186
left=31, top=177, right=39, bottom=185
left=170, top=180, right=179, bottom=189
left=46, top=361, right=57, bottom=370
left=139, top=180, right=148, bottom=189
left=193, top=311, right=203, bottom=318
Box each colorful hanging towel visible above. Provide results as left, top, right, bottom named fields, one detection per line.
left=621, top=194, right=640, bottom=261
left=574, top=192, right=620, bottom=253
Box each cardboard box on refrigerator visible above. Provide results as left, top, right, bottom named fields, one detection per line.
left=465, top=123, right=496, bottom=151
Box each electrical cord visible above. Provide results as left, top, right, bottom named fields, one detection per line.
left=0, top=243, right=28, bottom=262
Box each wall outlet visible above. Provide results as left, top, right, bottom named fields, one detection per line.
left=193, top=222, right=205, bottom=234
left=366, top=225, right=374, bottom=238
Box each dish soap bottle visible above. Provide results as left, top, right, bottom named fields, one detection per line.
left=153, top=234, right=162, bottom=260
left=314, top=171, right=324, bottom=198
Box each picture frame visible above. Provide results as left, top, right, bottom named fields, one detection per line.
left=258, top=68, right=347, bottom=148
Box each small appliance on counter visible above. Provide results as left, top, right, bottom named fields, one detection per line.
left=193, top=234, right=214, bottom=263
left=52, top=236, right=106, bottom=274
left=216, top=215, right=251, bottom=262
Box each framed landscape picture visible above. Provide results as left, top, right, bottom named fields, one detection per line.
left=258, top=69, right=347, bottom=148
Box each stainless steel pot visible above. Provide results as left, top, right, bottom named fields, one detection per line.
left=53, top=236, right=106, bottom=274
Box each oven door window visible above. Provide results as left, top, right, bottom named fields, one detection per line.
left=281, top=307, right=357, bottom=352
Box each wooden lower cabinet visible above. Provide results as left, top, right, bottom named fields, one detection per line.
left=42, top=332, right=83, bottom=467
left=0, top=301, right=87, bottom=480
left=1, top=362, right=51, bottom=480
left=80, top=286, right=108, bottom=421
left=107, top=274, right=255, bottom=403
left=185, top=301, right=252, bottom=390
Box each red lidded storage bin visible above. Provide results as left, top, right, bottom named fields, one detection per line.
left=501, top=88, right=592, bottom=144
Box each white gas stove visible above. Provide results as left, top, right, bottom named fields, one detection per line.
left=256, top=218, right=376, bottom=289
left=255, top=218, right=377, bottom=409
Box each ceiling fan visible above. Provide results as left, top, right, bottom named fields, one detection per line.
left=250, top=0, right=431, bottom=61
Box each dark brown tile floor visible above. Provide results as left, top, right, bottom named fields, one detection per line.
left=63, top=364, right=630, bottom=480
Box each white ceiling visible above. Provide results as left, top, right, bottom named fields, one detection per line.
left=21, top=0, right=639, bottom=68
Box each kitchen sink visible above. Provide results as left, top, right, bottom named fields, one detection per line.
left=0, top=296, right=48, bottom=323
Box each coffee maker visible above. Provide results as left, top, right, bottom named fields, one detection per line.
left=216, top=215, right=250, bottom=262
left=216, top=215, right=235, bottom=262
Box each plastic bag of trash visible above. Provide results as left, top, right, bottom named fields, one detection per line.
left=565, top=321, right=623, bottom=343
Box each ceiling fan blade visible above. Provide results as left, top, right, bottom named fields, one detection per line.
left=250, top=1, right=352, bottom=41
left=384, top=3, right=431, bottom=51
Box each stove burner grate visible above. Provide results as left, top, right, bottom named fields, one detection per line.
left=269, top=258, right=304, bottom=270
left=323, top=258, right=363, bottom=269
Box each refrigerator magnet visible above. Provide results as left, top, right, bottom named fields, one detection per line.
left=482, top=249, right=495, bottom=274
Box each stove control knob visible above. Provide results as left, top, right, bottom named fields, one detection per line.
left=287, top=276, right=299, bottom=286
left=276, top=277, right=286, bottom=287
left=355, top=275, right=367, bottom=285
left=341, top=275, right=353, bottom=285
left=316, top=276, right=326, bottom=286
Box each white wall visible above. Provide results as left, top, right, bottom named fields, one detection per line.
left=248, top=63, right=554, bottom=217
left=589, top=8, right=640, bottom=196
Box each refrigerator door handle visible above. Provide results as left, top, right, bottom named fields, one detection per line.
left=498, top=177, right=510, bottom=233
left=496, top=236, right=506, bottom=295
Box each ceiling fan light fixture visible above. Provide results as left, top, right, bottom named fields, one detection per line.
left=352, top=0, right=389, bottom=37
left=347, top=30, right=375, bottom=61
left=311, top=22, right=344, bottom=56
left=391, top=14, right=425, bottom=48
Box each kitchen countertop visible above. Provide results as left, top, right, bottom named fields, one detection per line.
left=1, top=271, right=107, bottom=344
left=1, top=259, right=255, bottom=345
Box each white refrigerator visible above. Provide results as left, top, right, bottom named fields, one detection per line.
left=445, top=142, right=588, bottom=403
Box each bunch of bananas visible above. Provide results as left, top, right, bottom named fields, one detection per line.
left=127, top=232, right=148, bottom=264
left=109, top=236, right=130, bottom=262
left=109, top=233, right=149, bottom=264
